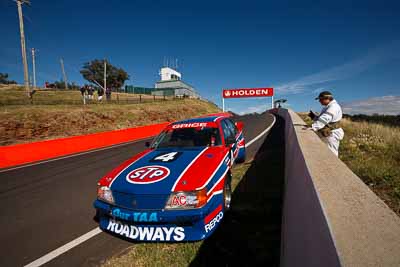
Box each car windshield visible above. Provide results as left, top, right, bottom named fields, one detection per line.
left=151, top=127, right=221, bottom=148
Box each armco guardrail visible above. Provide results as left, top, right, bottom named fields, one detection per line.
left=275, top=109, right=400, bottom=267
left=0, top=122, right=170, bottom=169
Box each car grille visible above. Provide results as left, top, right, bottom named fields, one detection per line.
left=112, top=191, right=169, bottom=210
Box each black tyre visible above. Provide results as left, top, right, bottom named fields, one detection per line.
left=223, top=175, right=232, bottom=210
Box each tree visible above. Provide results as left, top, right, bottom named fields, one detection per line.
left=0, top=73, right=17, bottom=84
left=80, top=59, right=129, bottom=90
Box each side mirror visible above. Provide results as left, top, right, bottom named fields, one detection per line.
left=145, top=141, right=150, bottom=148
left=235, top=121, right=244, bottom=132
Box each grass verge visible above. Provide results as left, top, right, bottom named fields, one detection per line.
left=298, top=113, right=400, bottom=216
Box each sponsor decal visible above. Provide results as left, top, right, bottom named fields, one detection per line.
left=172, top=122, right=208, bottom=129
left=111, top=209, right=158, bottom=222
left=222, top=88, right=274, bottom=98
left=151, top=152, right=181, bottom=162
left=204, top=205, right=224, bottom=233
left=171, top=194, right=187, bottom=206
left=126, top=165, right=170, bottom=184
left=106, top=219, right=185, bottom=241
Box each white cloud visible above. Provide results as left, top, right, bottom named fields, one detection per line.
left=342, top=95, right=400, bottom=115
left=274, top=40, right=400, bottom=95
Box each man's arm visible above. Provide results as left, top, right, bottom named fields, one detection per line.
left=312, top=112, right=333, bottom=131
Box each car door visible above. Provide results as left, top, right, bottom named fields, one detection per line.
left=225, top=119, right=241, bottom=159
left=221, top=119, right=237, bottom=164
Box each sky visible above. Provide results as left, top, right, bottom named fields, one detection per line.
left=1, top=0, right=400, bottom=114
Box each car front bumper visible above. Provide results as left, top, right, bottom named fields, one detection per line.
left=93, top=195, right=224, bottom=242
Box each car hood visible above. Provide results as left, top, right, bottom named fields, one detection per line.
left=110, top=147, right=223, bottom=195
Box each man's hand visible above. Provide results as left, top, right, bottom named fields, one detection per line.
left=308, top=110, right=316, bottom=120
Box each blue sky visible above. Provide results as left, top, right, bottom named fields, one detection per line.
left=1, top=0, right=400, bottom=114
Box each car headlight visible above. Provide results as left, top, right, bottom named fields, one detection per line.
left=97, top=186, right=114, bottom=204
left=165, top=189, right=207, bottom=210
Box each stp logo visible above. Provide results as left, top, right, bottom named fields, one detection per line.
left=126, top=166, right=170, bottom=184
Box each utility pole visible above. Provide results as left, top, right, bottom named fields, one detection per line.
left=31, top=48, right=36, bottom=89
left=60, top=58, right=68, bottom=89
left=16, top=0, right=31, bottom=97
left=104, top=59, right=107, bottom=91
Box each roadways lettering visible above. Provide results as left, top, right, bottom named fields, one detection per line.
left=106, top=219, right=185, bottom=241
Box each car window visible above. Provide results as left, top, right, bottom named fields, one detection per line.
left=221, top=120, right=235, bottom=141
left=225, top=119, right=238, bottom=136
left=152, top=127, right=221, bottom=148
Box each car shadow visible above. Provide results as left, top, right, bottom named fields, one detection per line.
left=189, top=114, right=285, bottom=267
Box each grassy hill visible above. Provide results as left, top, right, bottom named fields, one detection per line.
left=299, top=112, right=400, bottom=216
left=0, top=85, right=221, bottom=146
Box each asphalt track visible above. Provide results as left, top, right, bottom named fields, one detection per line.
left=0, top=112, right=276, bottom=267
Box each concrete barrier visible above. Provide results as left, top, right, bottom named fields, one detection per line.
left=276, top=109, right=400, bottom=267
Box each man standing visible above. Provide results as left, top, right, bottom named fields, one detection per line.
left=309, top=91, right=344, bottom=156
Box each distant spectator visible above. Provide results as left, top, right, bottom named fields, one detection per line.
left=80, top=85, right=87, bottom=104
left=98, top=87, right=104, bottom=101
left=80, top=85, right=86, bottom=97
left=88, top=86, right=95, bottom=100
left=105, top=87, right=112, bottom=101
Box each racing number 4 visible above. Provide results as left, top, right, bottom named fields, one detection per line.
left=154, top=152, right=178, bottom=162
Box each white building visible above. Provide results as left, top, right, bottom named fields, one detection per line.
left=153, top=67, right=200, bottom=98
left=159, top=67, right=181, bottom=81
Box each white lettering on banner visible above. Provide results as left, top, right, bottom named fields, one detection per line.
left=204, top=211, right=224, bottom=233
left=223, top=88, right=273, bottom=98
left=106, top=219, right=185, bottom=241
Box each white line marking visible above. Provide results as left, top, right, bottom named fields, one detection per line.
left=23, top=115, right=276, bottom=267
left=245, top=115, right=276, bottom=148
left=24, top=227, right=102, bottom=267
left=0, top=137, right=154, bottom=173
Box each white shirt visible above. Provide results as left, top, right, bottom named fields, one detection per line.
left=312, top=99, right=344, bottom=140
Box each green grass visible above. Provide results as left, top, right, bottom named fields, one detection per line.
left=101, top=163, right=252, bottom=267
left=0, top=85, right=167, bottom=104
left=298, top=113, right=400, bottom=216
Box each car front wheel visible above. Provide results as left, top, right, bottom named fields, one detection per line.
left=223, top=175, right=232, bottom=210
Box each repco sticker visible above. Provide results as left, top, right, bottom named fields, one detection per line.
left=126, top=166, right=170, bottom=184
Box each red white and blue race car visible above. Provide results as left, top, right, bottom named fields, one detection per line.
left=93, top=114, right=245, bottom=242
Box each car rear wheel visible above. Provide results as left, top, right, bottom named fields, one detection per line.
left=223, top=175, right=232, bottom=210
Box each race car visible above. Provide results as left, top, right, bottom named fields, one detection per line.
left=93, top=114, right=245, bottom=242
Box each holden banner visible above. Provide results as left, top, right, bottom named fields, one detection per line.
left=222, top=87, right=274, bottom=111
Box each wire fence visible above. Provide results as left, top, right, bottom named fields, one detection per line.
left=0, top=94, right=187, bottom=106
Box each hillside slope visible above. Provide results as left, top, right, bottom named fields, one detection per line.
left=0, top=86, right=221, bottom=146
